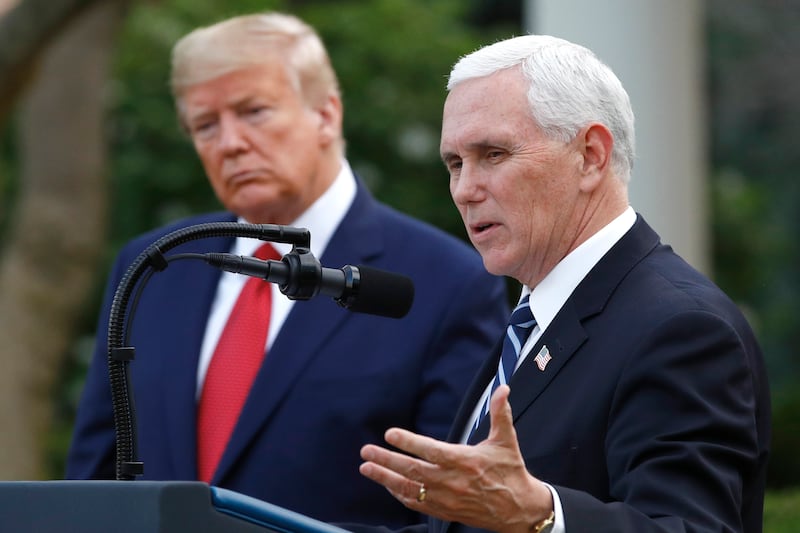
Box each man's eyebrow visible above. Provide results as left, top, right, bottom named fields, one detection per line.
left=233, top=95, right=261, bottom=107
left=186, top=109, right=216, bottom=124
left=441, top=140, right=499, bottom=162
left=440, top=150, right=458, bottom=164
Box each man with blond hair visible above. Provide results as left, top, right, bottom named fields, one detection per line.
left=67, top=12, right=508, bottom=528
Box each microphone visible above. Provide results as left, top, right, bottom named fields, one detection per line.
left=205, top=250, right=414, bottom=319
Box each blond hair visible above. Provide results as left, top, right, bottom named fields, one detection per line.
left=170, top=12, right=340, bottom=108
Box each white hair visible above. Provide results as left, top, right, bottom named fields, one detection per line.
left=448, top=35, right=635, bottom=182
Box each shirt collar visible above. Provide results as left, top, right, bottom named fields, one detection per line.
left=522, top=206, right=636, bottom=331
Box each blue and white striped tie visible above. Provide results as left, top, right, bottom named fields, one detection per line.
left=469, top=295, right=536, bottom=440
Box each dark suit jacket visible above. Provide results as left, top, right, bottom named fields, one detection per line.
left=66, top=182, right=509, bottom=528
left=425, top=216, right=768, bottom=533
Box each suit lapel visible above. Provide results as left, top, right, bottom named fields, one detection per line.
left=506, top=302, right=587, bottom=425
left=459, top=297, right=590, bottom=445
left=458, top=216, right=662, bottom=444
left=211, top=182, right=384, bottom=484
left=438, top=216, right=660, bottom=533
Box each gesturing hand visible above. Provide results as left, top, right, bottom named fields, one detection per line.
left=359, top=385, right=553, bottom=533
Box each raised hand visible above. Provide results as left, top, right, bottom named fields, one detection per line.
left=359, top=385, right=553, bottom=533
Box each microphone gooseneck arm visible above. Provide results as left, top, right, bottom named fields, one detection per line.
left=107, top=223, right=310, bottom=481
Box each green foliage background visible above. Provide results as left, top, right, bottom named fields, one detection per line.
left=706, top=1, right=800, bottom=492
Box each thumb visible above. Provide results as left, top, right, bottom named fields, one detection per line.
left=487, top=384, right=518, bottom=445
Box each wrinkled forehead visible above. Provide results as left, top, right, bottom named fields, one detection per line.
left=440, top=69, right=531, bottom=151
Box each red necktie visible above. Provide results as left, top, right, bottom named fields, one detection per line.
left=197, top=242, right=281, bottom=483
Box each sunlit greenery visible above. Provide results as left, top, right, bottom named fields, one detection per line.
left=764, top=488, right=800, bottom=533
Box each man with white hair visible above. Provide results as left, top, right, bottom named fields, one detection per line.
left=359, top=34, right=770, bottom=533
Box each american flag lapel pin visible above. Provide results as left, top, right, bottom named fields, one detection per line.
left=534, top=345, right=552, bottom=371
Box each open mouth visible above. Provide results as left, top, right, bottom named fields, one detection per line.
left=474, top=223, right=494, bottom=233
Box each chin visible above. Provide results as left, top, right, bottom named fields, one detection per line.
left=481, top=250, right=523, bottom=280
left=479, top=256, right=506, bottom=278
left=230, top=197, right=280, bottom=223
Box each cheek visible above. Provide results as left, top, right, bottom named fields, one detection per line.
left=456, top=205, right=468, bottom=226
left=201, top=161, right=226, bottom=193
left=195, top=144, right=220, bottom=174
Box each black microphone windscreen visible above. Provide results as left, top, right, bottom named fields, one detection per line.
left=346, top=266, right=414, bottom=318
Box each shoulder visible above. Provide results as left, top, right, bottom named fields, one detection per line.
left=596, top=215, right=742, bottom=322
left=633, top=244, right=741, bottom=320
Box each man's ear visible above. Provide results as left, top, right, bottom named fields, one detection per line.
left=315, top=93, right=343, bottom=148
left=578, top=123, right=614, bottom=192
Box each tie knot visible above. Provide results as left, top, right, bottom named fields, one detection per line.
left=510, top=295, right=535, bottom=329
left=253, top=242, right=281, bottom=261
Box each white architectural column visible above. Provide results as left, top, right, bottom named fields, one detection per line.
left=525, top=0, right=709, bottom=273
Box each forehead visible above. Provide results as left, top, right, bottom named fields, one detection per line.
left=440, top=68, right=534, bottom=149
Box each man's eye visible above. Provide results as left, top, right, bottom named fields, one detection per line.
left=191, top=121, right=217, bottom=139
left=447, top=160, right=462, bottom=173
left=243, top=106, right=269, bottom=121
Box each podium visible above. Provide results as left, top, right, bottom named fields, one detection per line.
left=0, top=481, right=352, bottom=532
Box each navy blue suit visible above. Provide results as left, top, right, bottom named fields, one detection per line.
left=346, top=216, right=769, bottom=533
left=66, top=182, right=509, bottom=527
left=440, top=216, right=770, bottom=533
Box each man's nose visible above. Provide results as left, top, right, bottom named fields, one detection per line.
left=217, top=115, right=248, bottom=153
left=451, top=165, right=484, bottom=204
